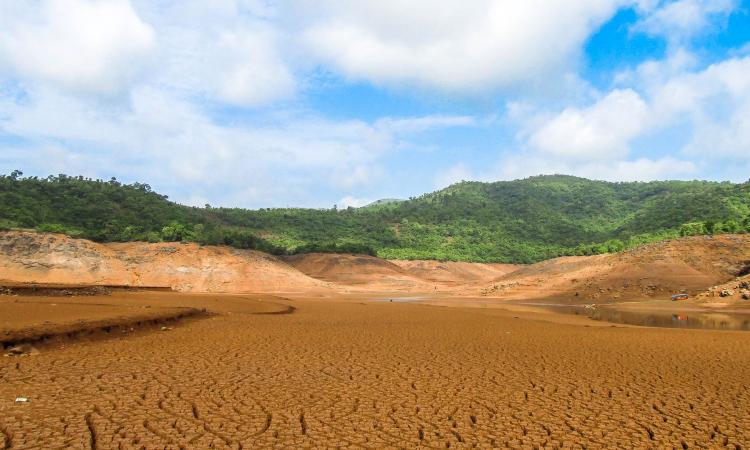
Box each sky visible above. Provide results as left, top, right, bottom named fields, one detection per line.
left=1, top=0, right=749, bottom=208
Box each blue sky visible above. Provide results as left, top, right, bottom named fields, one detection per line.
left=1, top=0, right=749, bottom=208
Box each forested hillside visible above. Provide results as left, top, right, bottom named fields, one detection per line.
left=1, top=170, right=749, bottom=263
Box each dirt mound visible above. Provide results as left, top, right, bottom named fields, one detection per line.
left=390, top=260, right=520, bottom=285
left=481, top=234, right=750, bottom=303
left=0, top=231, right=328, bottom=293
left=282, top=253, right=520, bottom=290
left=282, top=253, right=432, bottom=290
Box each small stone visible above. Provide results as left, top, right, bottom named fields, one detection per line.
left=7, top=344, right=39, bottom=356
left=720, top=289, right=734, bottom=297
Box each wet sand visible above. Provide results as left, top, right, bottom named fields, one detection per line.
left=2, top=292, right=750, bottom=448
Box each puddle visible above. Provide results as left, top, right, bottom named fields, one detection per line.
left=534, top=304, right=750, bottom=331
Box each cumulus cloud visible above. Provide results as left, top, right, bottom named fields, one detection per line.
left=1, top=0, right=747, bottom=207
left=102, top=0, right=296, bottom=108
left=299, top=0, right=626, bottom=91
left=135, top=0, right=296, bottom=107
left=656, top=56, right=750, bottom=160
left=634, top=0, right=737, bottom=43
left=215, top=28, right=296, bottom=106
left=528, top=89, right=649, bottom=160
left=0, top=84, right=475, bottom=206
left=512, top=53, right=750, bottom=181
left=0, top=0, right=155, bottom=95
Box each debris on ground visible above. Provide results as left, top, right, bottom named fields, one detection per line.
left=6, top=344, right=40, bottom=356
left=15, top=397, right=29, bottom=403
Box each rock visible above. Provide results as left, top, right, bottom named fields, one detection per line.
left=8, top=344, right=39, bottom=355
left=742, top=290, right=750, bottom=300
left=7, top=344, right=39, bottom=356
left=720, top=289, right=734, bottom=297
left=15, top=397, right=29, bottom=403
left=739, top=281, right=749, bottom=290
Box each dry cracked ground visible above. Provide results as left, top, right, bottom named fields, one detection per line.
left=2, top=293, right=749, bottom=449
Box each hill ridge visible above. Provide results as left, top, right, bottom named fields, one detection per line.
left=1, top=172, right=749, bottom=263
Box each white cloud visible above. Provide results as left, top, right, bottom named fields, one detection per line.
left=0, top=0, right=155, bottom=95
left=512, top=53, right=750, bottom=182
left=375, top=115, right=475, bottom=134
left=131, top=0, right=295, bottom=107
left=528, top=89, right=649, bottom=160
left=647, top=56, right=750, bottom=160
left=434, top=163, right=473, bottom=188
left=634, top=0, right=737, bottom=43
left=215, top=29, right=296, bottom=106
left=338, top=196, right=374, bottom=208
left=0, top=85, right=475, bottom=206
left=489, top=155, right=697, bottom=182
left=433, top=154, right=697, bottom=187
left=300, top=0, right=627, bottom=91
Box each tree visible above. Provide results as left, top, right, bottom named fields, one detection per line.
left=719, top=219, right=740, bottom=233
left=161, top=222, right=190, bottom=242
left=679, top=222, right=707, bottom=237
left=704, top=220, right=716, bottom=235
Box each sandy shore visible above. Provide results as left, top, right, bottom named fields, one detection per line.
left=2, top=291, right=749, bottom=448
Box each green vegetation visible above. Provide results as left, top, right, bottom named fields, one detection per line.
left=1, top=171, right=749, bottom=263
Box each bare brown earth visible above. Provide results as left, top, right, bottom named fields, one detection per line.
left=386, top=260, right=519, bottom=285
left=3, top=233, right=750, bottom=447
left=4, top=231, right=750, bottom=305
left=282, top=253, right=519, bottom=291
left=479, top=234, right=750, bottom=303
left=2, top=291, right=750, bottom=448
left=0, top=231, right=328, bottom=293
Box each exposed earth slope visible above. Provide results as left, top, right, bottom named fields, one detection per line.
left=481, top=234, right=750, bottom=302
left=282, top=253, right=519, bottom=290
left=3, top=232, right=750, bottom=302
left=0, top=231, right=328, bottom=293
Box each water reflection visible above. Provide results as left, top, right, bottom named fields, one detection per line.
left=540, top=304, right=750, bottom=331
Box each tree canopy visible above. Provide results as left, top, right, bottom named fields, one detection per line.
left=1, top=173, right=749, bottom=263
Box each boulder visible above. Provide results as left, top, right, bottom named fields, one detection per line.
left=720, top=289, right=734, bottom=297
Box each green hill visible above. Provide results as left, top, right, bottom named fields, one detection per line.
left=1, top=171, right=749, bottom=263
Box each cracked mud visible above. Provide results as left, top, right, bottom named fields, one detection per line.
left=1, top=292, right=749, bottom=449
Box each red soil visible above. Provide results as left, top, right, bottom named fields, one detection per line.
left=2, top=231, right=750, bottom=305
left=479, top=234, right=750, bottom=303
left=0, top=231, right=328, bottom=293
